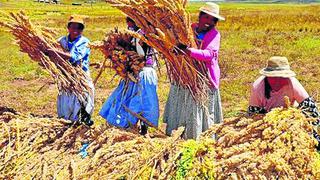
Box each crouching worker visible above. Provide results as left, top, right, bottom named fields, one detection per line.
left=99, top=17, right=159, bottom=135
left=46, top=15, right=94, bottom=126
left=248, top=56, right=320, bottom=149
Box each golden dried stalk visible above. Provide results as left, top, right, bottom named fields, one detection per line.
left=91, top=29, right=145, bottom=83
left=0, top=11, right=92, bottom=103
left=203, top=107, right=320, bottom=179
left=105, top=0, right=210, bottom=102
left=2, top=107, right=320, bottom=179
left=1, top=107, right=214, bottom=179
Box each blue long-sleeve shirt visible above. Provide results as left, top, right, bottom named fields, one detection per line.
left=58, top=35, right=91, bottom=72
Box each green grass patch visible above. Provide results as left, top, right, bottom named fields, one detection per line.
left=294, top=36, right=320, bottom=50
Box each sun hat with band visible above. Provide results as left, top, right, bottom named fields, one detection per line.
left=260, top=56, right=296, bottom=78
left=199, top=2, right=225, bottom=21
left=68, top=15, right=85, bottom=29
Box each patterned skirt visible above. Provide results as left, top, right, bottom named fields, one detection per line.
left=163, top=84, right=223, bottom=140
left=57, top=78, right=94, bottom=121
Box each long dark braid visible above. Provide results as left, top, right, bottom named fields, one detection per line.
left=264, top=77, right=272, bottom=99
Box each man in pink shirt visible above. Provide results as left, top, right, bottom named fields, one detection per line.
left=248, top=56, right=320, bottom=149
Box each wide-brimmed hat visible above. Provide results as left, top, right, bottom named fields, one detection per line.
left=68, top=15, right=85, bottom=28
left=199, top=2, right=225, bottom=21
left=260, top=56, right=296, bottom=78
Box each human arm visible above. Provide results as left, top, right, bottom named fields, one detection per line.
left=187, top=32, right=220, bottom=62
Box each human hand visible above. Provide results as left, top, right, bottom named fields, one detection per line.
left=177, top=43, right=188, bottom=50
left=173, top=43, right=189, bottom=55
left=44, top=48, right=57, bottom=57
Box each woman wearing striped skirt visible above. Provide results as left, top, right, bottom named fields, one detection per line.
left=163, top=3, right=224, bottom=139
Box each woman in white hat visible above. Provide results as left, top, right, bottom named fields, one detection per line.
left=248, top=56, right=320, bottom=148
left=163, top=3, right=224, bottom=139
left=46, top=15, right=94, bottom=126
left=249, top=56, right=315, bottom=113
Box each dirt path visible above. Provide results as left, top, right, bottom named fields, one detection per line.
left=0, top=77, right=167, bottom=120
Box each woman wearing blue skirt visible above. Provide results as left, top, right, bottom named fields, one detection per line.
left=99, top=17, right=159, bottom=135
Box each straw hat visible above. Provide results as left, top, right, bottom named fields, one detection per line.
left=260, top=56, right=296, bottom=78
left=199, top=2, right=225, bottom=21
left=68, top=15, right=85, bottom=28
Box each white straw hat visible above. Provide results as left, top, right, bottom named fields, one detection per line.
left=260, top=56, right=296, bottom=78
left=199, top=2, right=225, bottom=21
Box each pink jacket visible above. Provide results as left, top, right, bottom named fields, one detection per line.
left=188, top=28, right=221, bottom=89
left=249, top=76, right=309, bottom=112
